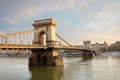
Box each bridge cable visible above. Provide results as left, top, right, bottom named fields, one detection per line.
left=55, top=33, right=72, bottom=46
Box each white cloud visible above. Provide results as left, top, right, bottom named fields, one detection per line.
left=56, top=0, right=120, bottom=44
left=3, top=18, right=17, bottom=25
left=0, top=0, right=88, bottom=19
left=0, top=0, right=120, bottom=44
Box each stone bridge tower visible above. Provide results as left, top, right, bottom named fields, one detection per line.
left=32, top=19, right=56, bottom=47
left=29, top=19, right=64, bottom=66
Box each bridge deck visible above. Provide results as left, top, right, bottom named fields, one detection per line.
left=0, top=44, right=92, bottom=51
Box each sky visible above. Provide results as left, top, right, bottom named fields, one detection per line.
left=0, top=0, right=120, bottom=45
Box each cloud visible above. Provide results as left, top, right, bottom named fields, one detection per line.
left=56, top=0, right=120, bottom=44
left=0, top=0, right=120, bottom=44
left=3, top=18, right=17, bottom=25
left=83, top=1, right=120, bottom=34
left=0, top=0, right=88, bottom=19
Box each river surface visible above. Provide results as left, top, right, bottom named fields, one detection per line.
left=0, top=51, right=120, bottom=80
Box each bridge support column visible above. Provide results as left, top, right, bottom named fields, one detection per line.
left=82, top=50, right=96, bottom=60
left=29, top=49, right=64, bottom=66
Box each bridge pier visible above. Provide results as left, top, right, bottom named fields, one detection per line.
left=82, top=50, right=96, bottom=60
left=29, top=49, right=64, bottom=66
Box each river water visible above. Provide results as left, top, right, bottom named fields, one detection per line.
left=0, top=51, right=120, bottom=80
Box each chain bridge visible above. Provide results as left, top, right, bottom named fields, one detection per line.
left=0, top=19, right=93, bottom=66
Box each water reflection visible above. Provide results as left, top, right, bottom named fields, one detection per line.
left=28, top=66, right=63, bottom=80
left=82, top=56, right=94, bottom=60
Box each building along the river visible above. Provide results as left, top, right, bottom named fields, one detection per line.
left=91, top=41, right=109, bottom=54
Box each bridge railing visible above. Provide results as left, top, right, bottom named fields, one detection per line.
left=0, top=43, right=47, bottom=49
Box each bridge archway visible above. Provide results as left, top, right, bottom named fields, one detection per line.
left=39, top=31, right=46, bottom=45
left=32, top=19, right=56, bottom=46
